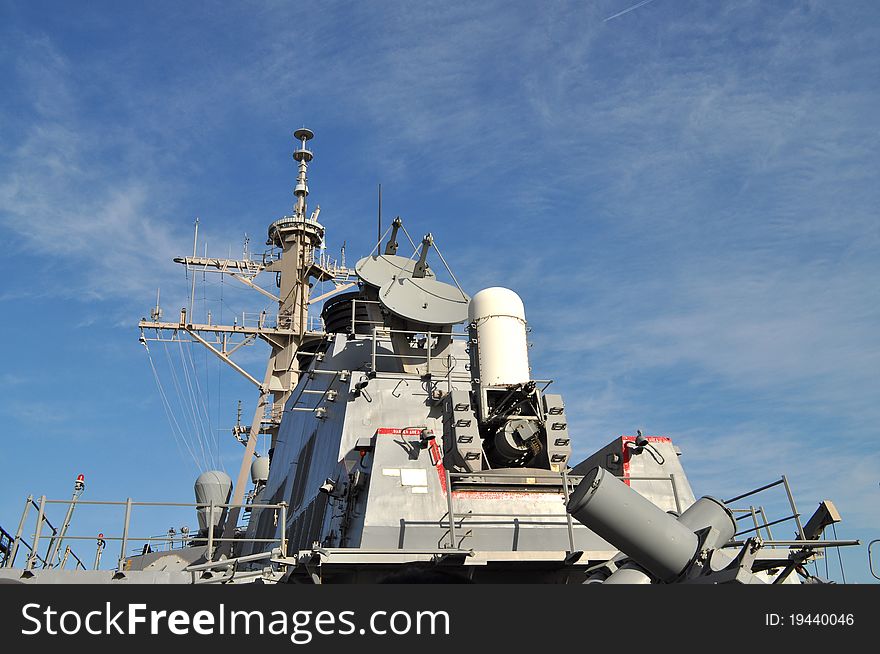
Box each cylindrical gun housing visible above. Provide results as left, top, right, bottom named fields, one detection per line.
left=567, top=466, right=700, bottom=582
left=469, top=287, right=530, bottom=386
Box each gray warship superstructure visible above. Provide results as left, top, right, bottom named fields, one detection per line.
left=0, top=130, right=863, bottom=584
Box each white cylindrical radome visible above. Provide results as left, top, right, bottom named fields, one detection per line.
left=469, top=287, right=530, bottom=386
left=250, top=456, right=270, bottom=484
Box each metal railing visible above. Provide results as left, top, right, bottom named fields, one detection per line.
left=724, top=476, right=805, bottom=545
left=721, top=476, right=859, bottom=582
left=365, top=327, right=470, bottom=377
left=731, top=505, right=776, bottom=541
left=0, top=523, right=14, bottom=568
left=346, top=298, right=471, bottom=377
left=349, top=298, right=386, bottom=334
left=3, top=495, right=86, bottom=571
left=3, top=495, right=289, bottom=573
left=350, top=299, right=469, bottom=358
left=57, top=545, right=87, bottom=571
left=313, top=250, right=355, bottom=279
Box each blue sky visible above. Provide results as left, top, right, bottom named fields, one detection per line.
left=1, top=1, right=877, bottom=581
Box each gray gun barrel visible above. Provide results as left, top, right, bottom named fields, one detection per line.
left=677, top=496, right=735, bottom=550
left=567, top=466, right=699, bottom=582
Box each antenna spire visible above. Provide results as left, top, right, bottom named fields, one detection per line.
left=292, top=128, right=314, bottom=219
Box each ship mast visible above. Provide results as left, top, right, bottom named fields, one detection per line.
left=139, top=129, right=355, bottom=542
left=266, top=127, right=327, bottom=413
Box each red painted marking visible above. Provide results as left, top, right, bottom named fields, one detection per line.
left=620, top=435, right=670, bottom=486
left=428, top=438, right=442, bottom=467
left=377, top=427, right=424, bottom=436
left=374, top=428, right=562, bottom=501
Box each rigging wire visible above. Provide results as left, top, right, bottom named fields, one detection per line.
left=143, top=246, right=280, bottom=474
left=144, top=339, right=203, bottom=471
left=186, top=341, right=217, bottom=469
left=367, top=222, right=394, bottom=258
left=432, top=239, right=468, bottom=299
left=162, top=340, right=197, bottom=465
left=398, top=222, right=421, bottom=258
left=177, top=337, right=208, bottom=467
left=165, top=339, right=208, bottom=471
left=201, top=261, right=218, bottom=470
left=178, top=336, right=213, bottom=470
left=145, top=241, right=287, bottom=473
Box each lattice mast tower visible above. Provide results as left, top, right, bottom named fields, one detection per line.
left=139, top=128, right=352, bottom=534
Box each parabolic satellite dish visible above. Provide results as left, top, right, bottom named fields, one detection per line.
left=378, top=275, right=470, bottom=325
left=355, top=254, right=435, bottom=289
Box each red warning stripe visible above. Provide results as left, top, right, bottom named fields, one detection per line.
left=620, top=435, right=670, bottom=486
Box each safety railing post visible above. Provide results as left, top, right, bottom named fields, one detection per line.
left=94, top=536, right=105, bottom=570
left=561, top=469, right=576, bottom=552
left=61, top=546, right=71, bottom=569
left=6, top=494, right=31, bottom=568
left=749, top=506, right=762, bottom=538
left=781, top=475, right=805, bottom=540
left=279, top=502, right=288, bottom=556
left=426, top=330, right=432, bottom=376
left=118, top=498, right=132, bottom=570
left=759, top=506, right=775, bottom=541
left=444, top=467, right=457, bottom=548
left=27, top=496, right=46, bottom=570
left=669, top=473, right=682, bottom=515
left=207, top=501, right=215, bottom=562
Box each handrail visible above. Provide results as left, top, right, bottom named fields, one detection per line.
left=356, top=327, right=470, bottom=376
left=0, top=524, right=13, bottom=567
left=724, top=475, right=807, bottom=548
left=5, top=495, right=289, bottom=573
left=727, top=539, right=859, bottom=548
left=348, top=300, right=471, bottom=376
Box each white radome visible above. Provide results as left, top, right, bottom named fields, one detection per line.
left=469, top=287, right=530, bottom=386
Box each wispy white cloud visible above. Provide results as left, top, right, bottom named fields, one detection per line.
left=0, top=36, right=191, bottom=306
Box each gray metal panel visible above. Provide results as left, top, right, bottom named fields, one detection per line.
left=442, top=390, right=483, bottom=472
left=541, top=393, right=572, bottom=470
left=570, top=436, right=696, bottom=514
